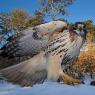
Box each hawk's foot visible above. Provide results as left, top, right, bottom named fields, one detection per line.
left=59, top=72, right=84, bottom=85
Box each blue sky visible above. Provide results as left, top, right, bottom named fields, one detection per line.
left=0, top=0, right=95, bottom=23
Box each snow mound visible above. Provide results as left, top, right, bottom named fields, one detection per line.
left=0, top=81, right=95, bottom=95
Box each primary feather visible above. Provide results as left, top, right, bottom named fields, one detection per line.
left=0, top=52, right=47, bottom=86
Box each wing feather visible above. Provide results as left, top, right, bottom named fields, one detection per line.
left=0, top=21, right=67, bottom=58
left=61, top=31, right=84, bottom=68
left=0, top=52, right=47, bottom=86
left=44, top=29, right=84, bottom=68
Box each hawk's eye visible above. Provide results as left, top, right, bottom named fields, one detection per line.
left=33, top=31, right=42, bottom=40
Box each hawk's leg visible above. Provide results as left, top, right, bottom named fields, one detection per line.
left=59, top=72, right=84, bottom=85
left=47, top=54, right=62, bottom=81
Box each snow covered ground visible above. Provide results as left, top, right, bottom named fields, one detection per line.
left=0, top=79, right=95, bottom=95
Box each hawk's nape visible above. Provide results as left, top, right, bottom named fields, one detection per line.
left=0, top=21, right=67, bottom=58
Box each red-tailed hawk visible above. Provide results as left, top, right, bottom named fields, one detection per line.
left=0, top=21, right=86, bottom=86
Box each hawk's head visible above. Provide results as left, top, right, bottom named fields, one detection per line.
left=74, top=22, right=87, bottom=39
left=69, top=22, right=87, bottom=40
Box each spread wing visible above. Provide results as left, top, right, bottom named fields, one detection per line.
left=0, top=52, right=47, bottom=86
left=0, top=21, right=85, bottom=87
left=0, top=21, right=67, bottom=86
left=0, top=21, right=67, bottom=58
left=0, top=29, right=85, bottom=87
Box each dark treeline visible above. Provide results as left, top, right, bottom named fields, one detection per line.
left=0, top=0, right=75, bottom=32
